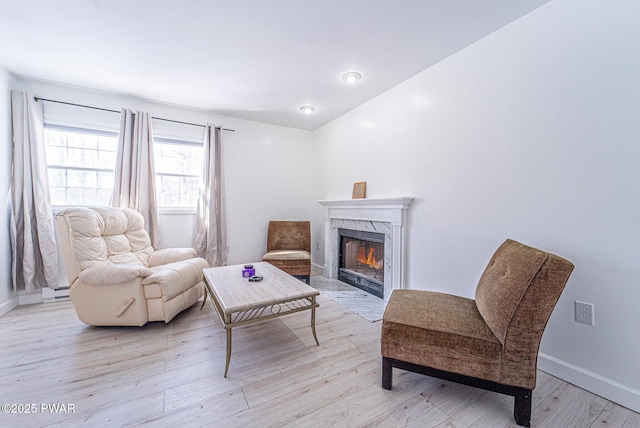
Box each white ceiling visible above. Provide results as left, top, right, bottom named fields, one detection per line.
left=0, top=0, right=551, bottom=130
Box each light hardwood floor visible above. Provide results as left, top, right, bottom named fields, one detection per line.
left=1, top=295, right=638, bottom=428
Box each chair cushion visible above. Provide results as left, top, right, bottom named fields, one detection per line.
left=475, top=239, right=547, bottom=344
left=266, top=221, right=311, bottom=252
left=262, top=250, right=311, bottom=261
left=382, top=289, right=502, bottom=381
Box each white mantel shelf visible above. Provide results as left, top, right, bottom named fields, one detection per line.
left=319, top=197, right=414, bottom=301
left=318, top=197, right=414, bottom=210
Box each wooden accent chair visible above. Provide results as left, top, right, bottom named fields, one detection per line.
left=381, top=239, right=574, bottom=427
left=262, top=221, right=311, bottom=283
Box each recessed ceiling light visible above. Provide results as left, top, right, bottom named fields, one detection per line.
left=300, top=105, right=316, bottom=114
left=342, top=72, right=362, bottom=83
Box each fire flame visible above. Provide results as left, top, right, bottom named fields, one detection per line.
left=358, top=246, right=382, bottom=270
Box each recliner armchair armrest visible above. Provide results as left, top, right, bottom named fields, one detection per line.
left=78, top=264, right=152, bottom=285
left=149, top=248, right=197, bottom=266
left=141, top=258, right=208, bottom=301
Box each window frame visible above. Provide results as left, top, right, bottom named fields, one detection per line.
left=153, top=136, right=204, bottom=214
left=44, top=123, right=119, bottom=209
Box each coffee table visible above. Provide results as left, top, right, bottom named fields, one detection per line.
left=202, top=262, right=320, bottom=377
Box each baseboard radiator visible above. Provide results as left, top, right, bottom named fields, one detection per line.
left=42, top=286, right=70, bottom=303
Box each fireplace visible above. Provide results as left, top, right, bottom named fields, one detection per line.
left=319, top=197, right=414, bottom=301
left=339, top=229, right=385, bottom=298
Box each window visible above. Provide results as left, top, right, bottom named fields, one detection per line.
left=41, top=100, right=205, bottom=210
left=42, top=100, right=120, bottom=207
left=154, top=138, right=203, bottom=208
left=152, top=119, right=204, bottom=210
left=45, top=126, right=118, bottom=206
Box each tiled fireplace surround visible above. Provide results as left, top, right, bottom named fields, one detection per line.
left=318, top=197, right=414, bottom=301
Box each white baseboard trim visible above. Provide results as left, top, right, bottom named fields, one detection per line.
left=0, top=296, right=19, bottom=317
left=17, top=291, right=42, bottom=305
left=538, top=352, right=640, bottom=413
left=1, top=287, right=71, bottom=310
left=311, top=262, right=323, bottom=274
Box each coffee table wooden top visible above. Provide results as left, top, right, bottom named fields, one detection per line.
left=203, top=262, right=319, bottom=314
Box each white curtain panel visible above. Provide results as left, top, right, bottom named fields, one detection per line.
left=112, top=109, right=160, bottom=248
left=10, top=91, right=59, bottom=292
left=193, top=125, right=227, bottom=266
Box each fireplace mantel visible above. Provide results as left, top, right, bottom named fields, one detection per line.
left=318, top=197, right=414, bottom=301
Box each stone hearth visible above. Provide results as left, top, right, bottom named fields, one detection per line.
left=318, top=197, right=414, bottom=301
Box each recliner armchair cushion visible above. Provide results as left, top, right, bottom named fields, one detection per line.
left=79, top=264, right=152, bottom=285
left=149, top=247, right=199, bottom=266
left=142, top=258, right=209, bottom=301
left=57, top=207, right=155, bottom=283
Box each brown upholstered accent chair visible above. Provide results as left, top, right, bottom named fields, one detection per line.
left=381, top=239, right=574, bottom=427
left=262, top=221, right=311, bottom=283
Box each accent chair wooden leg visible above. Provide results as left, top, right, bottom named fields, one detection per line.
left=514, top=388, right=532, bottom=427
left=382, top=357, right=393, bottom=390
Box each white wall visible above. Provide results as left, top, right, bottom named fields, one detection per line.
left=312, top=0, right=640, bottom=411
left=0, top=66, right=17, bottom=314
left=12, top=78, right=314, bottom=284
left=4, top=0, right=639, bottom=412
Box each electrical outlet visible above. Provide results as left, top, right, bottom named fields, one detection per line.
left=574, top=301, right=594, bottom=326
left=316, top=241, right=320, bottom=250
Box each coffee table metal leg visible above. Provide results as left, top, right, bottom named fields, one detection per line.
left=224, top=326, right=232, bottom=377
left=311, top=297, right=319, bottom=346
left=200, top=286, right=208, bottom=310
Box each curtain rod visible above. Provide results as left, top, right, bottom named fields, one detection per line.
left=34, top=97, right=236, bottom=132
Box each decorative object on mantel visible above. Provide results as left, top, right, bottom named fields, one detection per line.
left=352, top=181, right=366, bottom=199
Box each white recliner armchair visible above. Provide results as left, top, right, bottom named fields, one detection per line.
left=56, top=207, right=209, bottom=326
